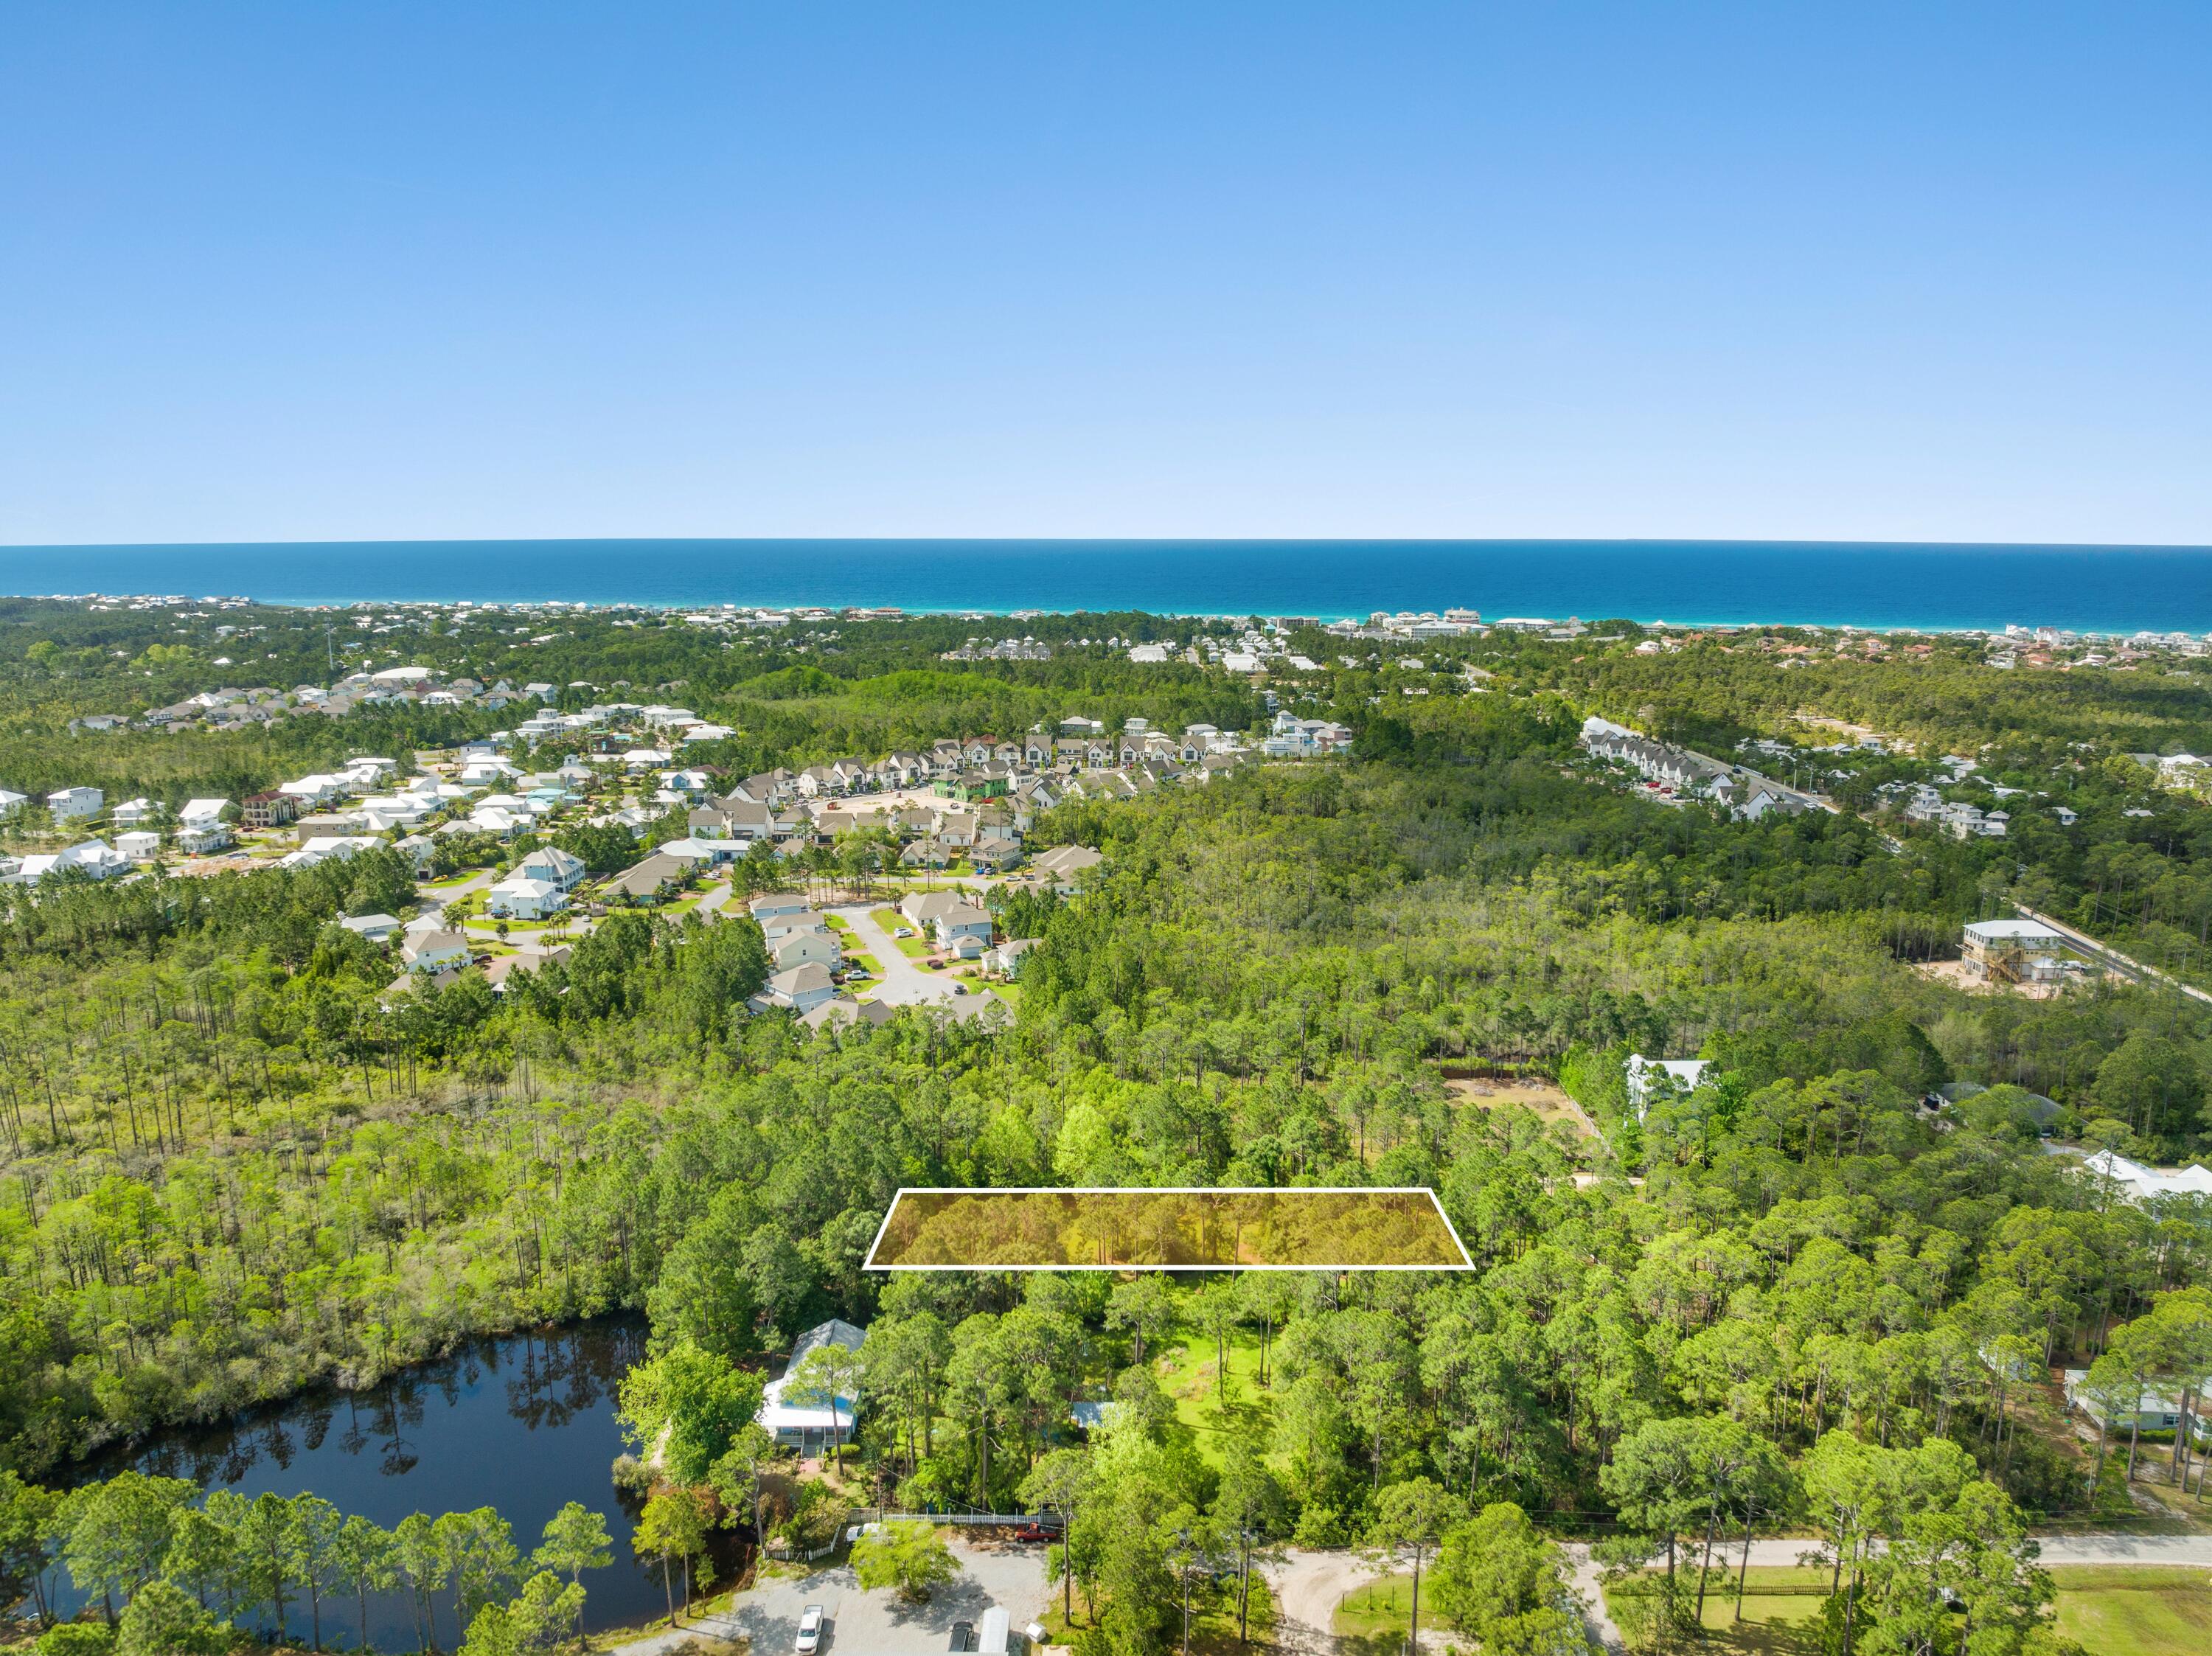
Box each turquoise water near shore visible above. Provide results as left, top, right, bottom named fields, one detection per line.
left=4, top=538, right=2212, bottom=633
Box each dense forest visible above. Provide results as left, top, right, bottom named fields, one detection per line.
left=1, top=601, right=2210, bottom=1655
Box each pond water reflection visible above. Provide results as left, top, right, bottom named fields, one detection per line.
left=77, top=1320, right=677, bottom=1651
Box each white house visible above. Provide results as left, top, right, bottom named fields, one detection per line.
left=931, top=901, right=995, bottom=957
left=515, top=845, right=587, bottom=891
left=178, top=798, right=230, bottom=828
left=116, top=831, right=163, bottom=862
left=111, top=797, right=159, bottom=828
left=340, top=913, right=405, bottom=944
left=46, top=787, right=103, bottom=823
left=175, top=820, right=234, bottom=855
left=7, top=839, right=129, bottom=884
left=484, top=876, right=569, bottom=921
left=751, top=962, right=838, bottom=1015
left=282, top=835, right=381, bottom=869
left=469, top=805, right=530, bottom=838
left=986, top=936, right=1040, bottom=978
left=402, top=930, right=472, bottom=973
left=757, top=1318, right=866, bottom=1453
left=748, top=894, right=813, bottom=922
left=900, top=888, right=964, bottom=930
left=278, top=774, right=349, bottom=807
left=771, top=929, right=844, bottom=972
left=1029, top=844, right=1103, bottom=891
left=2074, top=1148, right=2212, bottom=1205
left=1626, top=1054, right=1711, bottom=1119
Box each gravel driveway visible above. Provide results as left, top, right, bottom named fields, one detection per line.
left=613, top=1537, right=1049, bottom=1656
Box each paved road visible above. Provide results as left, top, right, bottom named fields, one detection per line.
left=2011, top=900, right=2212, bottom=1006
left=833, top=902, right=969, bottom=1008
left=610, top=1537, right=1048, bottom=1656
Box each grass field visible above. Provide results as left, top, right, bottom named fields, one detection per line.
left=2050, top=1565, right=2212, bottom=1655
left=872, top=908, right=933, bottom=956
left=1599, top=1564, right=2212, bottom=1656
left=1332, top=1572, right=1416, bottom=1638
left=1154, top=1332, right=1276, bottom=1470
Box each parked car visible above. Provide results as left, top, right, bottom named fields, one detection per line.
left=797, top=1606, right=826, bottom=1653
left=948, top=1621, right=976, bottom=1652
left=894, top=926, right=916, bottom=939
left=1011, top=1521, right=1058, bottom=1542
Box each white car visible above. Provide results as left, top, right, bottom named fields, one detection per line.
left=797, top=1606, right=826, bottom=1654
left=894, top=926, right=916, bottom=939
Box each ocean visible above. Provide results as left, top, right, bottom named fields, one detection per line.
left=2, top=539, right=2211, bottom=633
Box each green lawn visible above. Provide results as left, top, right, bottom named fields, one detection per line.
left=2051, top=1565, right=2212, bottom=1656
left=1332, top=1572, right=1415, bottom=1638
left=872, top=908, right=933, bottom=956
left=1154, top=1333, right=1276, bottom=1469
left=1602, top=1566, right=1833, bottom=1656
left=1599, top=1564, right=2212, bottom=1656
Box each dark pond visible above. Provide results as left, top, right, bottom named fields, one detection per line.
left=69, top=1319, right=688, bottom=1652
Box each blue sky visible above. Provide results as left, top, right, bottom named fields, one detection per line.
left=2, top=2, right=2207, bottom=544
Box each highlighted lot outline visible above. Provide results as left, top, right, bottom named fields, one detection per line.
left=865, top=1186, right=1473, bottom=1271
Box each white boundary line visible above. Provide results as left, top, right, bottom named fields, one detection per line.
left=863, top=1185, right=1473, bottom=1271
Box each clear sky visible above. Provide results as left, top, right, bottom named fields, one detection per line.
left=3, top=2, right=2208, bottom=545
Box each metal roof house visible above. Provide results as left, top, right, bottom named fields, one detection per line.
left=757, top=1318, right=866, bottom=1454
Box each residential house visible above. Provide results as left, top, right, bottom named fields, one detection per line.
left=485, top=876, right=569, bottom=921
left=515, top=845, right=587, bottom=891
left=755, top=1318, right=866, bottom=1452
left=46, top=787, right=103, bottom=824
left=748, top=893, right=813, bottom=922
left=403, top=930, right=473, bottom=973
left=1961, top=919, right=2071, bottom=982
left=175, top=818, right=234, bottom=855
left=485, top=947, right=571, bottom=994
left=986, top=937, right=1040, bottom=978
left=340, top=914, right=405, bottom=944
left=293, top=810, right=369, bottom=841
left=759, top=909, right=832, bottom=942
left=283, top=835, right=380, bottom=869
left=771, top=929, right=844, bottom=973
left=1029, top=844, right=1103, bottom=891
left=2063, top=1368, right=2212, bottom=1444
left=800, top=995, right=897, bottom=1033
left=899, top=890, right=964, bottom=931
left=242, top=790, right=299, bottom=830
left=278, top=773, right=350, bottom=808
left=1625, top=1055, right=1710, bottom=1120
left=931, top=901, right=995, bottom=958
left=751, top=962, right=838, bottom=1016
left=116, top=831, right=163, bottom=862
left=610, top=853, right=693, bottom=902
left=112, top=797, right=159, bottom=828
